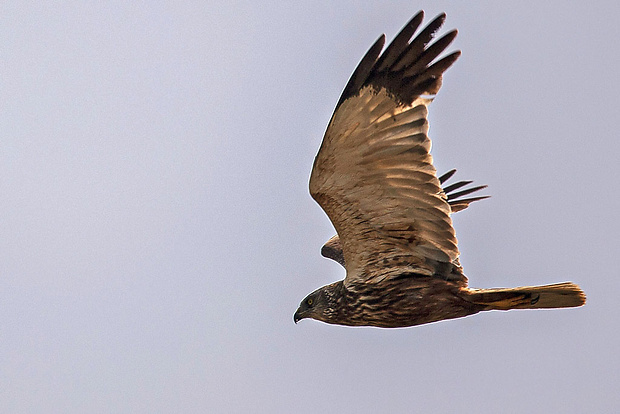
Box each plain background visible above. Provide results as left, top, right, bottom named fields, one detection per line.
left=2, top=1, right=619, bottom=413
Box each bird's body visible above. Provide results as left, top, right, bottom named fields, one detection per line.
left=297, top=278, right=482, bottom=328
left=296, top=277, right=584, bottom=328
left=294, top=11, right=585, bottom=328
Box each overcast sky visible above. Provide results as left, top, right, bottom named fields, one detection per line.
left=2, top=1, right=619, bottom=413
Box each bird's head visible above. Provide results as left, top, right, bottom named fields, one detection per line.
left=294, top=282, right=341, bottom=324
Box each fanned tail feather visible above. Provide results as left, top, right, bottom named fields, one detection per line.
left=466, top=282, right=586, bottom=310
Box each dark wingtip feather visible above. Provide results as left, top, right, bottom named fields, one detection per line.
left=392, top=12, right=447, bottom=73
left=375, top=11, right=425, bottom=72
left=403, top=30, right=458, bottom=78
left=335, top=34, right=386, bottom=108
left=447, top=185, right=488, bottom=201
left=443, top=180, right=473, bottom=194
left=449, top=196, right=490, bottom=213
left=438, top=169, right=457, bottom=184
left=424, top=50, right=461, bottom=78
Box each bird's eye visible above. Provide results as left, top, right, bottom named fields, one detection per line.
left=307, top=298, right=314, bottom=306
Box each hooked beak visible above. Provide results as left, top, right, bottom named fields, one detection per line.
left=293, top=309, right=303, bottom=324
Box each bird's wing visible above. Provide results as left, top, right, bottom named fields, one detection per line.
left=310, top=11, right=467, bottom=286
left=321, top=234, right=346, bottom=267
left=320, top=170, right=488, bottom=268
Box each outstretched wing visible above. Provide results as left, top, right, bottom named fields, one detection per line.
left=320, top=170, right=489, bottom=267
left=310, top=11, right=465, bottom=286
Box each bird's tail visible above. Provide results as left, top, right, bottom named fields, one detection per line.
left=465, top=282, right=586, bottom=310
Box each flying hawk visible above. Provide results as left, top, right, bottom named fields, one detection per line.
left=294, top=11, right=585, bottom=328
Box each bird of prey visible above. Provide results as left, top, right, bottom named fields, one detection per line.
left=294, top=11, right=585, bottom=328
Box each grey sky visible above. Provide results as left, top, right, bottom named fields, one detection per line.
left=2, top=1, right=619, bottom=413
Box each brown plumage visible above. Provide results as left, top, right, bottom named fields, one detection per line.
left=320, top=169, right=488, bottom=266
left=294, top=11, right=585, bottom=328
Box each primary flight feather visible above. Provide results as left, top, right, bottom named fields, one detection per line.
left=294, top=11, right=585, bottom=328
